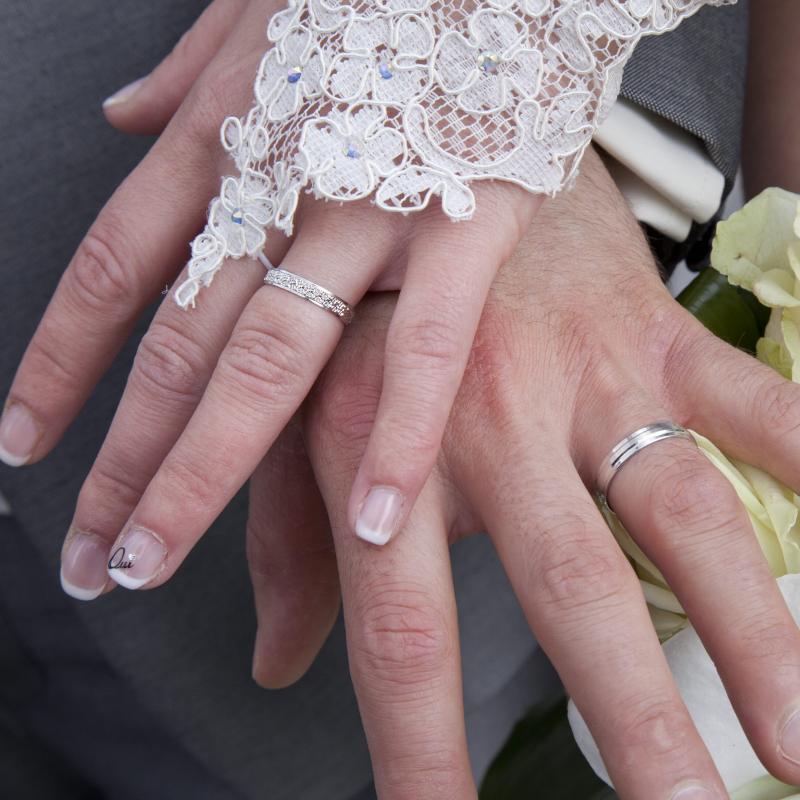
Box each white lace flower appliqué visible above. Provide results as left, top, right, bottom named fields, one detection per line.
left=303, top=105, right=408, bottom=199
left=327, top=14, right=434, bottom=105
left=211, top=174, right=273, bottom=259
left=256, top=26, right=324, bottom=120
left=436, top=10, right=543, bottom=114
left=174, top=0, right=736, bottom=310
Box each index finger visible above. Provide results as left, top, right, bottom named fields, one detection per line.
left=0, top=10, right=266, bottom=467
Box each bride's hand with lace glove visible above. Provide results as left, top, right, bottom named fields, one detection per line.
left=2, top=0, right=541, bottom=594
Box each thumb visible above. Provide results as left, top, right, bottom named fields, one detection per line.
left=102, top=0, right=248, bottom=135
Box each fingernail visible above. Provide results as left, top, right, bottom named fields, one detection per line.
left=0, top=403, right=39, bottom=467
left=355, top=486, right=404, bottom=546
left=670, top=785, right=719, bottom=800
left=103, top=77, right=146, bottom=108
left=60, top=529, right=110, bottom=601
left=107, top=525, right=166, bottom=590
left=779, top=707, right=800, bottom=765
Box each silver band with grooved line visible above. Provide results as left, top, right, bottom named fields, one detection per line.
left=596, top=421, right=694, bottom=503
left=264, top=268, right=354, bottom=325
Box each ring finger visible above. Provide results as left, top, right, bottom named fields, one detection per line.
left=470, top=433, right=729, bottom=799
left=587, top=407, right=800, bottom=786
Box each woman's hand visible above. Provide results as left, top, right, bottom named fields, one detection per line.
left=247, top=149, right=800, bottom=799
left=0, top=0, right=540, bottom=596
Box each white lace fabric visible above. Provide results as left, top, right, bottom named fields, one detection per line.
left=175, top=0, right=735, bottom=309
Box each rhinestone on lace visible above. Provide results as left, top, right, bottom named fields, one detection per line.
left=173, top=0, right=736, bottom=312
left=477, top=52, right=501, bottom=73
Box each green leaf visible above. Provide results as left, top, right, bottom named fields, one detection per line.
left=676, top=268, right=766, bottom=353
left=480, top=695, right=617, bottom=800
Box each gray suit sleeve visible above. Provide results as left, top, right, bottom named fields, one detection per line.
left=620, top=1, right=749, bottom=195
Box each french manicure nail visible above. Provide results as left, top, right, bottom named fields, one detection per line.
left=670, top=785, right=719, bottom=800
left=103, top=77, right=146, bottom=108
left=779, top=707, right=800, bottom=766
left=355, top=486, right=404, bottom=546
left=107, top=525, right=167, bottom=590
left=61, top=529, right=110, bottom=601
left=0, top=402, right=39, bottom=467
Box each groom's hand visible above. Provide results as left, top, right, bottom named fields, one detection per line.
left=249, top=148, right=800, bottom=799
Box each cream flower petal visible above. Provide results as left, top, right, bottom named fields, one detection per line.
left=712, top=188, right=800, bottom=293
left=736, top=461, right=800, bottom=573
left=752, top=269, right=800, bottom=309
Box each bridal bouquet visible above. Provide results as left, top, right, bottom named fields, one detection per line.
left=482, top=188, right=800, bottom=800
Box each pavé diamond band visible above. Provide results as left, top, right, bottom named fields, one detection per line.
left=264, top=268, right=354, bottom=325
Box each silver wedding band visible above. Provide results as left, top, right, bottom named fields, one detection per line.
left=596, top=421, right=694, bottom=503
left=264, top=268, right=354, bottom=325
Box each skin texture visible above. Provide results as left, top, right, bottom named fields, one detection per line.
left=2, top=3, right=799, bottom=798
left=246, top=148, right=800, bottom=799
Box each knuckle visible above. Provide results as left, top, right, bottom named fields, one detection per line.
left=453, top=304, right=535, bottom=442
left=616, top=697, right=694, bottom=765
left=69, top=226, right=138, bottom=312
left=738, top=617, right=800, bottom=670
left=461, top=307, right=520, bottom=408
left=23, top=328, right=84, bottom=392
left=353, top=581, right=452, bottom=688
left=381, top=751, right=467, bottom=800
left=220, top=322, right=307, bottom=404
left=311, top=380, right=379, bottom=453
left=81, top=458, right=145, bottom=516
left=158, top=454, right=219, bottom=512
left=752, top=378, right=800, bottom=440
left=532, top=517, right=631, bottom=615
left=178, top=61, right=243, bottom=153
left=165, top=27, right=199, bottom=74
left=389, top=315, right=462, bottom=373
left=648, top=457, right=738, bottom=536
left=133, top=321, right=209, bottom=405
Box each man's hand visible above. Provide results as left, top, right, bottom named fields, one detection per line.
left=249, top=148, right=800, bottom=799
